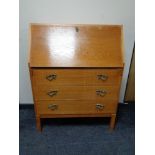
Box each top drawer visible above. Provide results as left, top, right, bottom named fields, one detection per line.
left=32, top=69, right=123, bottom=86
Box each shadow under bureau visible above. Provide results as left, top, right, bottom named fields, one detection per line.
left=28, top=24, right=124, bottom=131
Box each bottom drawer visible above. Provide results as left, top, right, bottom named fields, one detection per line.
left=37, top=100, right=118, bottom=115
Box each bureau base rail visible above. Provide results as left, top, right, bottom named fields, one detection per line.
left=36, top=113, right=116, bottom=132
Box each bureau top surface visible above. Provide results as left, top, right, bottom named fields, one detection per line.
left=29, top=24, right=124, bottom=68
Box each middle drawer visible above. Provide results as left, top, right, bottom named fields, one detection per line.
left=33, top=85, right=119, bottom=100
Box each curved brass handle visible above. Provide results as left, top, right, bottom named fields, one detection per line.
left=97, top=75, right=108, bottom=81
left=47, top=90, right=58, bottom=97
left=96, top=104, right=104, bottom=110
left=48, top=104, right=58, bottom=110
left=46, top=74, right=57, bottom=81
left=96, top=90, right=107, bottom=97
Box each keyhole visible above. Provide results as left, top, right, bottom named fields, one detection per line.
left=75, top=27, right=79, bottom=32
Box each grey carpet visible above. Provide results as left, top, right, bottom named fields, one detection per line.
left=19, top=103, right=135, bottom=155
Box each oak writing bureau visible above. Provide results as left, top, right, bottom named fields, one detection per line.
left=28, top=24, right=124, bottom=131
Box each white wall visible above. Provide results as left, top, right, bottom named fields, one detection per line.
left=19, top=0, right=135, bottom=104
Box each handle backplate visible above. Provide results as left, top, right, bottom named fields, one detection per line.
left=97, top=75, right=108, bottom=81
left=48, top=104, right=58, bottom=110
left=96, top=104, right=104, bottom=110
left=47, top=90, right=58, bottom=97
left=96, top=90, right=107, bottom=97
left=46, top=74, right=57, bottom=81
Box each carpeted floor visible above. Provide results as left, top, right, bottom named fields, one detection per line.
left=19, top=103, right=135, bottom=155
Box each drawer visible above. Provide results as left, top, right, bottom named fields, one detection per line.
left=33, top=85, right=119, bottom=100
left=32, top=69, right=123, bottom=86
left=37, top=100, right=118, bottom=114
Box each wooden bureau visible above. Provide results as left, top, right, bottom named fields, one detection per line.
left=28, top=24, right=124, bottom=131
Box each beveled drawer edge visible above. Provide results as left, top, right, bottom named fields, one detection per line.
left=34, top=99, right=118, bottom=102
left=30, top=67, right=124, bottom=69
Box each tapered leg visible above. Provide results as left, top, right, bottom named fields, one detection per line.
left=109, top=114, right=116, bottom=130
left=36, top=116, right=42, bottom=131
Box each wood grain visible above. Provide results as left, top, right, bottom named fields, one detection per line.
left=109, top=114, right=116, bottom=130
left=28, top=24, right=125, bottom=131
left=37, top=100, right=118, bottom=114
left=40, top=113, right=113, bottom=118
left=33, top=85, right=120, bottom=101
left=29, top=24, right=124, bottom=67
left=32, top=68, right=123, bottom=86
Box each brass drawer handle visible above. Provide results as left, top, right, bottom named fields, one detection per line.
left=97, top=75, right=108, bottom=81
left=96, top=90, right=107, bottom=97
left=96, top=104, right=104, bottom=110
left=47, top=90, right=58, bottom=97
left=46, top=74, right=57, bottom=81
left=48, top=104, right=58, bottom=110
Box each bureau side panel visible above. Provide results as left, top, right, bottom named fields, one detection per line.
left=28, top=64, right=39, bottom=116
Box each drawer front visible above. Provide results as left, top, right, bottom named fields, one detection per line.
left=33, top=85, right=119, bottom=100
left=33, top=69, right=123, bottom=86
left=37, top=100, right=118, bottom=114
